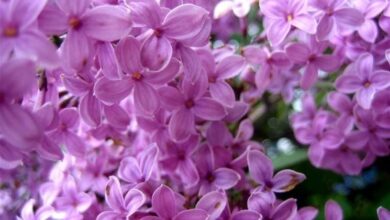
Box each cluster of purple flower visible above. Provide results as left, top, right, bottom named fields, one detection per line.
left=0, top=0, right=389, bottom=219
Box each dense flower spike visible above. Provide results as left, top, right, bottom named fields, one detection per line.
left=1, top=0, right=389, bottom=219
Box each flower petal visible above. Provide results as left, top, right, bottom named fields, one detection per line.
left=272, top=170, right=306, bottom=193
left=213, top=168, right=241, bottom=190
left=94, top=77, right=132, bottom=105
left=247, top=150, right=273, bottom=184
left=152, top=185, right=177, bottom=219
left=266, top=19, right=291, bottom=46
left=79, top=92, right=101, bottom=127
left=169, top=108, right=195, bottom=142
left=105, top=176, right=125, bottom=211
left=174, top=209, right=209, bottom=220
left=209, top=81, right=236, bottom=108
left=140, top=33, right=173, bottom=71
left=83, top=5, right=132, bottom=42
left=193, top=97, right=227, bottom=121
left=196, top=191, right=227, bottom=220
left=116, top=36, right=142, bottom=75
left=133, top=82, right=159, bottom=114
left=325, top=200, right=343, bottom=220
left=291, top=14, right=317, bottom=34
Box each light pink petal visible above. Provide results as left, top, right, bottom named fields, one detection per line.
left=247, top=150, right=273, bottom=184
left=56, top=0, right=90, bottom=15
left=334, top=8, right=364, bottom=26
left=97, top=42, right=122, bottom=80
left=266, top=19, right=291, bottom=46
left=174, top=209, right=209, bottom=220
left=116, top=36, right=142, bottom=74
left=193, top=97, right=227, bottom=121
left=140, top=34, right=173, bottom=71
left=152, top=185, right=177, bottom=219
left=317, top=15, right=334, bottom=41
left=216, top=55, right=246, bottom=79
left=162, top=4, right=210, bottom=42
left=94, top=77, right=132, bottom=105
left=209, top=81, right=236, bottom=108
left=104, top=104, right=130, bottom=130
left=325, top=200, right=343, bottom=220
left=370, top=70, right=390, bottom=90
left=118, top=157, right=143, bottom=183
left=286, top=43, right=311, bottom=63
left=214, top=168, right=241, bottom=190
left=79, top=92, right=101, bottom=127
left=169, top=108, right=195, bottom=142
left=300, top=64, right=318, bottom=90
left=0, top=104, right=42, bottom=149
left=144, top=58, right=181, bottom=85
left=105, top=176, right=125, bottom=211
left=83, top=5, right=132, bottom=42
left=196, top=191, right=227, bottom=220
left=272, top=169, right=306, bottom=192
left=291, top=14, right=317, bottom=34
left=358, top=19, right=378, bottom=43
left=16, top=30, right=60, bottom=69
left=356, top=87, right=375, bottom=109
left=133, top=82, right=159, bottom=114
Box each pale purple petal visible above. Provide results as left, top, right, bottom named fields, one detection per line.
left=193, top=98, right=227, bottom=121
left=94, top=77, right=132, bottom=105
left=133, top=82, right=159, bottom=114
left=291, top=14, right=317, bottom=34
left=158, top=86, right=185, bottom=110
left=213, top=168, right=241, bottom=190
left=370, top=70, right=390, bottom=90
left=272, top=170, right=306, bottom=192
left=317, top=15, right=334, bottom=41
left=83, top=5, right=132, bottom=42
left=301, top=63, right=318, bottom=89
left=174, top=209, right=208, bottom=220
left=56, top=0, right=90, bottom=15
left=118, top=157, right=142, bottom=183
left=116, top=36, right=142, bottom=74
left=335, top=75, right=361, bottom=93
left=334, top=8, right=364, bottom=26
left=152, top=185, right=177, bottom=219
left=141, top=34, right=173, bottom=71
left=231, top=210, right=262, bottom=220
left=105, top=176, right=125, bottom=211
left=38, top=2, right=68, bottom=35
left=169, top=108, right=195, bottom=142
left=61, top=30, right=91, bottom=71
left=97, top=42, right=122, bottom=80
left=314, top=55, right=339, bottom=72
left=144, top=58, right=181, bottom=85
left=266, top=19, right=291, bottom=46
left=286, top=43, right=311, bottom=63
left=377, top=207, right=390, bottom=220
left=272, top=198, right=297, bottom=220
left=209, top=81, right=236, bottom=107
left=124, top=189, right=146, bottom=216
left=215, top=55, right=246, bottom=79
left=63, top=132, right=85, bottom=157
left=247, top=150, right=273, bottom=184
left=358, top=19, right=378, bottom=43
left=196, top=191, right=227, bottom=220
left=79, top=92, right=101, bottom=127
left=356, top=87, right=375, bottom=109
left=104, top=104, right=130, bottom=130
left=325, top=200, right=343, bottom=220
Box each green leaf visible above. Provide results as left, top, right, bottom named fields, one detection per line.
left=272, top=149, right=308, bottom=170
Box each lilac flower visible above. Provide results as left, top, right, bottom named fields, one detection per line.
left=47, top=108, right=86, bottom=157
left=377, top=207, right=390, bottom=220
left=194, top=144, right=240, bottom=195
left=18, top=199, right=53, bottom=220
left=261, top=0, right=317, bottom=46
left=97, top=176, right=146, bottom=220
left=246, top=192, right=298, bottom=220
left=201, top=52, right=245, bottom=107
left=158, top=74, right=227, bottom=142
left=159, top=135, right=200, bottom=187
left=327, top=92, right=355, bottom=132
left=145, top=185, right=209, bottom=220
left=0, top=0, right=59, bottom=67
left=195, top=190, right=227, bottom=220
left=286, top=37, right=339, bottom=89
left=243, top=46, right=291, bottom=95
left=214, top=0, right=256, bottom=18
left=352, top=0, right=388, bottom=43
left=55, top=176, right=93, bottom=216
left=95, top=36, right=180, bottom=115
left=118, top=146, right=159, bottom=189
left=310, top=0, right=364, bottom=41
left=127, top=2, right=211, bottom=72
left=38, top=0, right=132, bottom=71
left=248, top=150, right=305, bottom=197
left=335, top=53, right=390, bottom=109
left=325, top=199, right=343, bottom=220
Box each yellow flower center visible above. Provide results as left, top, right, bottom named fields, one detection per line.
left=132, top=72, right=143, bottom=80
left=3, top=26, right=18, bottom=37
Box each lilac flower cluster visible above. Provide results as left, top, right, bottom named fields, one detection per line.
left=0, top=0, right=389, bottom=219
